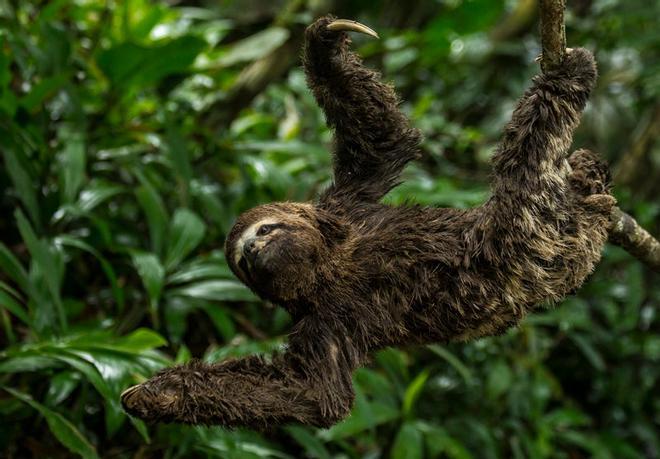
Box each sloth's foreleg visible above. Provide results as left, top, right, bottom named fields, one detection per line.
left=303, top=16, right=422, bottom=204
left=121, top=323, right=360, bottom=428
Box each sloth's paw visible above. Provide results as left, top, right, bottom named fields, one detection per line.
left=305, top=15, right=378, bottom=47
left=121, top=376, right=182, bottom=423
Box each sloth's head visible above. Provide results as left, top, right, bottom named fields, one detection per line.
left=225, top=202, right=347, bottom=305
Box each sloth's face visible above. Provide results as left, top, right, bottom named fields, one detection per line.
left=225, top=203, right=336, bottom=304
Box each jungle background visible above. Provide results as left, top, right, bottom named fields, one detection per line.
left=0, top=0, right=658, bottom=457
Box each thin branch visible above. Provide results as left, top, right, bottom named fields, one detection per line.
left=539, top=0, right=566, bottom=71
left=539, top=0, right=660, bottom=272
left=609, top=208, right=660, bottom=272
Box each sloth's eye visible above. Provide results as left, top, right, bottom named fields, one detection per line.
left=257, top=224, right=276, bottom=236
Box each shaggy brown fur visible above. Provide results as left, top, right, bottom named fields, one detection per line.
left=121, top=15, right=615, bottom=429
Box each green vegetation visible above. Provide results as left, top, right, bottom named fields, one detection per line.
left=0, top=0, right=658, bottom=457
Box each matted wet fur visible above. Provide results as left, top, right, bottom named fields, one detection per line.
left=121, top=15, right=614, bottom=429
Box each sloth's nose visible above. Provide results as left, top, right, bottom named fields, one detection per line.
left=242, top=237, right=259, bottom=264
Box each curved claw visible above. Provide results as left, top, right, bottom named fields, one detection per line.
left=121, top=383, right=180, bottom=421
left=326, top=19, right=379, bottom=39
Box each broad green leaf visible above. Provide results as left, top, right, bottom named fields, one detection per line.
left=421, top=424, right=474, bottom=459
left=54, top=235, right=124, bottom=311
left=131, top=251, right=165, bottom=316
left=97, top=35, right=206, bottom=88
left=4, top=387, right=99, bottom=459
left=128, top=416, right=151, bottom=443
left=285, top=426, right=330, bottom=459
left=0, top=289, right=30, bottom=325
left=486, top=360, right=512, bottom=399
left=391, top=422, right=423, bottom=459
left=0, top=355, right=58, bottom=373
left=427, top=344, right=473, bottom=384
left=167, top=259, right=233, bottom=284
left=214, top=27, right=289, bottom=68
left=320, top=385, right=399, bottom=440
left=169, top=279, right=256, bottom=302
left=402, top=370, right=429, bottom=416
left=1, top=143, right=41, bottom=227
left=19, top=73, right=68, bottom=111
left=0, top=280, right=21, bottom=299
left=165, top=125, right=192, bottom=189
left=15, top=209, right=66, bottom=330
left=77, top=181, right=124, bottom=213
left=51, top=351, right=123, bottom=435
left=134, top=175, right=169, bottom=256
left=57, top=128, right=86, bottom=203
left=0, top=242, right=29, bottom=293
left=98, top=328, right=167, bottom=353
left=165, top=208, right=206, bottom=270
left=558, top=431, right=613, bottom=459
left=46, top=370, right=81, bottom=406
left=203, top=305, right=236, bottom=341
left=571, top=334, right=606, bottom=371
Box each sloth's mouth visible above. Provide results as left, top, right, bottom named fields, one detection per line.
left=238, top=240, right=272, bottom=282
left=238, top=255, right=251, bottom=275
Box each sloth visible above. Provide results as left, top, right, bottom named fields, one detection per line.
left=121, top=16, right=615, bottom=428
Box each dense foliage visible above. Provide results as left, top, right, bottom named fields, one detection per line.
left=0, top=0, right=658, bottom=457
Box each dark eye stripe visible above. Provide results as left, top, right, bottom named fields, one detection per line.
left=257, top=223, right=285, bottom=236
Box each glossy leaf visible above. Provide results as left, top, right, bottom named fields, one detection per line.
left=4, top=387, right=99, bottom=459
left=164, top=208, right=206, bottom=270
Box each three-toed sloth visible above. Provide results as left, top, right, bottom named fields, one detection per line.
left=121, top=15, right=614, bottom=428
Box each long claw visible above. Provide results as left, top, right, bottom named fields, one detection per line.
left=327, top=19, right=379, bottom=39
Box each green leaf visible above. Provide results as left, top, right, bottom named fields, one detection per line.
left=420, top=424, right=474, bottom=459
left=1, top=143, right=41, bottom=227
left=167, top=258, right=233, bottom=284
left=427, top=344, right=473, bottom=385
left=55, top=235, right=124, bottom=311
left=0, top=242, right=29, bottom=293
left=19, top=73, right=69, bottom=111
left=15, top=209, right=66, bottom=330
left=285, top=426, right=330, bottom=459
left=57, top=128, right=86, bottom=203
left=214, top=27, right=290, bottom=68
left=169, top=279, right=256, bottom=302
left=77, top=180, right=124, bottom=213
left=97, top=35, right=206, bottom=88
left=0, top=355, right=58, bottom=373
left=391, top=422, right=424, bottom=459
left=320, top=385, right=399, bottom=441
left=571, top=334, right=606, bottom=371
left=0, top=289, right=30, bottom=325
left=4, top=386, right=99, bottom=459
left=49, top=351, right=124, bottom=435
left=131, top=251, right=165, bottom=315
left=402, top=370, right=429, bottom=416
left=46, top=371, right=81, bottom=406
left=165, top=125, right=192, bottom=189
left=486, top=359, right=512, bottom=399
left=102, top=328, right=167, bottom=353
left=164, top=208, right=206, bottom=270
left=134, top=175, right=169, bottom=257
left=203, top=305, right=236, bottom=341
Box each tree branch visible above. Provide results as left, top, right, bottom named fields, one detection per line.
left=539, top=0, right=660, bottom=272
left=609, top=208, right=660, bottom=272
left=539, top=0, right=566, bottom=71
